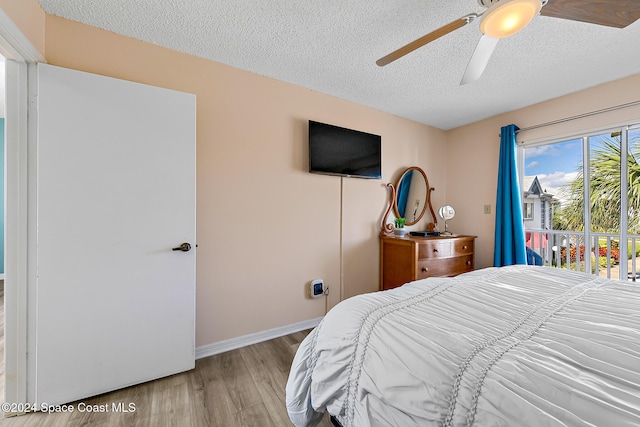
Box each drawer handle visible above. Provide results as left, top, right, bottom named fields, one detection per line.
left=422, top=267, right=429, bottom=272
left=466, top=260, right=471, bottom=265
left=433, top=248, right=438, bottom=253
left=462, top=245, right=468, bottom=250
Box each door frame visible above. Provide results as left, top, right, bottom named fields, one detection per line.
left=0, top=7, right=45, bottom=407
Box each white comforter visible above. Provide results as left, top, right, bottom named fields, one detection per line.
left=286, top=266, right=640, bottom=427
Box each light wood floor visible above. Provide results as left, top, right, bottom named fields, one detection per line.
left=0, top=323, right=334, bottom=426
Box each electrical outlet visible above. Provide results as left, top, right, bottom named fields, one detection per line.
left=310, top=279, right=326, bottom=298
left=484, top=204, right=491, bottom=214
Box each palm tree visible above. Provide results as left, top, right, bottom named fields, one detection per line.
left=553, top=136, right=640, bottom=234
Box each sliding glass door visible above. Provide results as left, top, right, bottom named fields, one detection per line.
left=522, top=124, right=640, bottom=281
left=624, top=127, right=640, bottom=280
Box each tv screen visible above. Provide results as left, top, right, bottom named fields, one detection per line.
left=308, top=120, right=382, bottom=179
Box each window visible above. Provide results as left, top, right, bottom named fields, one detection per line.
left=523, top=202, right=534, bottom=220
left=521, top=124, right=640, bottom=280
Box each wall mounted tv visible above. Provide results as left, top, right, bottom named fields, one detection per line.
left=308, top=120, right=382, bottom=179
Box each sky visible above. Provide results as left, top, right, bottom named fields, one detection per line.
left=523, top=130, right=640, bottom=193
left=524, top=138, right=582, bottom=192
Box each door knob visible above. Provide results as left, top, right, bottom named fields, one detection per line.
left=172, top=242, right=192, bottom=252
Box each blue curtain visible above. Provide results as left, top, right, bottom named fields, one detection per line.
left=396, top=171, right=412, bottom=218
left=494, top=124, right=527, bottom=266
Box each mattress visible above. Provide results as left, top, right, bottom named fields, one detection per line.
left=286, top=265, right=640, bottom=426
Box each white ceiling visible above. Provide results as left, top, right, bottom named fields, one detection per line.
left=37, top=0, right=640, bottom=130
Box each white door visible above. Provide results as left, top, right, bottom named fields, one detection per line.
left=35, top=64, right=196, bottom=405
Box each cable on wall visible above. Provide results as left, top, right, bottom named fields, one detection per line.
left=339, top=176, right=344, bottom=303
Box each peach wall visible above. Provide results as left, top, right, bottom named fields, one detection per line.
left=0, top=0, right=45, bottom=55
left=42, top=15, right=446, bottom=346
left=446, top=74, right=640, bottom=269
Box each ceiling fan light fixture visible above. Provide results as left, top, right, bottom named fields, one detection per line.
left=479, top=0, right=542, bottom=38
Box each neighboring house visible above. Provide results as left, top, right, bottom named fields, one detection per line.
left=523, top=176, right=561, bottom=230
left=523, top=176, right=561, bottom=254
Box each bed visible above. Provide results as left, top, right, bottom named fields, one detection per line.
left=286, top=265, right=640, bottom=426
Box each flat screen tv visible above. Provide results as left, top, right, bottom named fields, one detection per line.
left=308, top=120, right=382, bottom=179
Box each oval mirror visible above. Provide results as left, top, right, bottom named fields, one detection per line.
left=393, top=166, right=429, bottom=226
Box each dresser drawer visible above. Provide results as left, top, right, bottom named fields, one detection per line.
left=418, top=255, right=474, bottom=279
left=454, top=239, right=474, bottom=255
left=418, top=241, right=451, bottom=258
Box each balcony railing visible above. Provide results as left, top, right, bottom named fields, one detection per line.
left=525, top=229, right=640, bottom=281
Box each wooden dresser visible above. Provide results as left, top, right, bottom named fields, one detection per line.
left=380, top=235, right=476, bottom=291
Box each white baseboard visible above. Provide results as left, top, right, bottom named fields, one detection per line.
left=195, top=316, right=323, bottom=360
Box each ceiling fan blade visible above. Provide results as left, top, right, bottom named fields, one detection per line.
left=541, top=0, right=640, bottom=28
left=460, top=35, right=499, bottom=85
left=376, top=15, right=476, bottom=67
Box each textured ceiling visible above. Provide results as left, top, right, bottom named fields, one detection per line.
left=38, top=0, right=640, bottom=130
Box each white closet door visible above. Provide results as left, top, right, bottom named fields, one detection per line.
left=35, top=63, right=196, bottom=405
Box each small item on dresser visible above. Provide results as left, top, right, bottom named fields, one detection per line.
left=438, top=205, right=455, bottom=236
left=409, top=231, right=440, bottom=237
left=393, top=217, right=407, bottom=236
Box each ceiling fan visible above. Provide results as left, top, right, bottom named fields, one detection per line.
left=376, top=0, right=640, bottom=85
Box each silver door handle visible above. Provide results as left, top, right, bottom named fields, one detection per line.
left=172, top=243, right=192, bottom=252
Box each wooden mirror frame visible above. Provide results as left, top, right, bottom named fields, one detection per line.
left=380, top=166, right=437, bottom=236
left=393, top=167, right=430, bottom=226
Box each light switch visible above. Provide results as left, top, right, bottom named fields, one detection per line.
left=484, top=204, right=491, bottom=214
